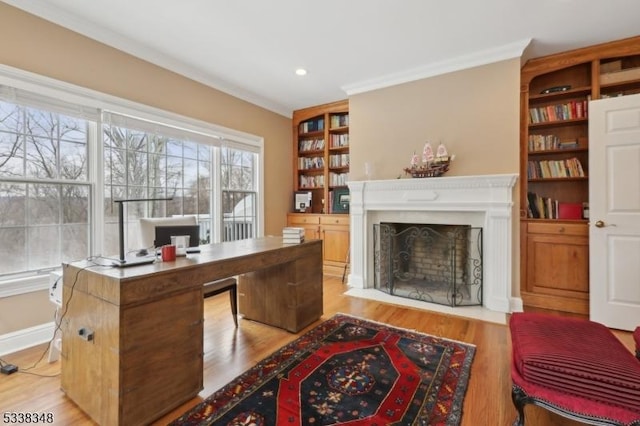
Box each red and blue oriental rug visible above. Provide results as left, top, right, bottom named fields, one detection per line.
left=170, top=313, right=475, bottom=425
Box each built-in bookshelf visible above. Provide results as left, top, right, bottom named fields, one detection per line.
left=293, top=100, right=349, bottom=214
left=519, top=36, right=640, bottom=315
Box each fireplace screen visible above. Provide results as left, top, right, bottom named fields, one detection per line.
left=373, top=223, right=483, bottom=307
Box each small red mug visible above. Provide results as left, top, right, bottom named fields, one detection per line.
left=161, top=244, right=176, bottom=261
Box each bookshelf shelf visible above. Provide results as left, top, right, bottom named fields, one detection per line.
left=528, top=176, right=588, bottom=183
left=528, top=117, right=588, bottom=128
left=528, top=147, right=588, bottom=156
left=519, top=36, right=640, bottom=315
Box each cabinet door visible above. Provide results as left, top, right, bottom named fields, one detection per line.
left=320, top=216, right=349, bottom=263
left=525, top=223, right=589, bottom=313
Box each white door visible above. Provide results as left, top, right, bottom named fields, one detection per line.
left=589, top=93, right=640, bottom=331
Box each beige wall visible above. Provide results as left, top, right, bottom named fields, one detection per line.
left=0, top=3, right=523, bottom=340
left=0, top=3, right=292, bottom=335
left=349, top=58, right=521, bottom=299
left=349, top=59, right=521, bottom=180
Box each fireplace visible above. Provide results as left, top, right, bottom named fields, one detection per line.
left=374, top=223, right=483, bottom=307
left=347, top=174, right=517, bottom=316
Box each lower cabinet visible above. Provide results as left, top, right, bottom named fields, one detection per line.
left=520, top=221, right=589, bottom=314
left=287, top=213, right=349, bottom=277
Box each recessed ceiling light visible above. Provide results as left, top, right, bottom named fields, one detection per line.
left=295, top=68, right=307, bottom=76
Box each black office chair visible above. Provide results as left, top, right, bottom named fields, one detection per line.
left=203, top=277, right=238, bottom=327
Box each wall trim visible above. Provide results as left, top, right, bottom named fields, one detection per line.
left=0, top=275, right=49, bottom=298
left=0, top=321, right=54, bottom=357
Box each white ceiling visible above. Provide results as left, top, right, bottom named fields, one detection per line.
left=5, top=0, right=640, bottom=117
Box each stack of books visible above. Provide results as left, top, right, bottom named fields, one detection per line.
left=282, top=227, right=305, bottom=244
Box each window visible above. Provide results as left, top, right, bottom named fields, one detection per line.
left=221, top=145, right=258, bottom=241
left=0, top=98, right=92, bottom=275
left=0, top=70, right=263, bottom=284
left=102, top=113, right=216, bottom=255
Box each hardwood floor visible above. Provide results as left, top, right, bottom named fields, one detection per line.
left=0, top=276, right=635, bottom=425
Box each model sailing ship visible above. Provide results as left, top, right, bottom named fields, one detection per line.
left=404, top=142, right=453, bottom=178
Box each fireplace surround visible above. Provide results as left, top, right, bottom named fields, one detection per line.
left=347, top=174, right=518, bottom=317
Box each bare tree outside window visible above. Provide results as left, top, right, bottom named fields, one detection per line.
left=0, top=100, right=90, bottom=275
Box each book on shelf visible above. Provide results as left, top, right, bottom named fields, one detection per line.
left=299, top=118, right=324, bottom=134
left=330, top=113, right=349, bottom=128
left=527, top=192, right=585, bottom=220
left=558, top=203, right=583, bottom=220
left=527, top=157, right=585, bottom=179
left=299, top=138, right=325, bottom=152
left=330, top=133, right=349, bottom=148
left=528, top=100, right=588, bottom=124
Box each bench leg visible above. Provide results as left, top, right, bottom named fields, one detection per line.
left=511, top=385, right=526, bottom=426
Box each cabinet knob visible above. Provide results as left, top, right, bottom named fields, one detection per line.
left=558, top=226, right=565, bottom=233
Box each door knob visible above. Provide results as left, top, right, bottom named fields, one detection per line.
left=595, top=220, right=605, bottom=228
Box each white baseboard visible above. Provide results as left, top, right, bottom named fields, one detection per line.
left=0, top=322, right=55, bottom=357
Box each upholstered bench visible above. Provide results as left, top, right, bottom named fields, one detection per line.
left=509, top=312, right=640, bottom=425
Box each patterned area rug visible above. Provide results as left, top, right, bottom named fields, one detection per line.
left=170, top=313, right=475, bottom=425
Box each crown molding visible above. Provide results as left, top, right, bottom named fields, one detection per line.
left=3, top=0, right=292, bottom=117
left=342, top=38, right=532, bottom=96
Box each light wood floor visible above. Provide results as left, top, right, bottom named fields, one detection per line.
left=0, top=276, right=634, bottom=425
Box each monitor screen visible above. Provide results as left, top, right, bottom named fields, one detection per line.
left=154, top=225, right=200, bottom=248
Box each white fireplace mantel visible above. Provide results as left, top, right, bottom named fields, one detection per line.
left=347, top=174, right=518, bottom=313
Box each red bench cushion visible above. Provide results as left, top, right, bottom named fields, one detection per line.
left=510, top=313, right=640, bottom=412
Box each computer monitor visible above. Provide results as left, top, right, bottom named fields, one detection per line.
left=154, top=225, right=200, bottom=248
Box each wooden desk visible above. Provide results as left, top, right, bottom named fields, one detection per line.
left=60, top=237, right=322, bottom=426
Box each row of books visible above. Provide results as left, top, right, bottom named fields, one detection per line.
left=329, top=133, right=349, bottom=148
left=526, top=192, right=558, bottom=219
left=299, top=138, right=325, bottom=152
left=528, top=135, right=579, bottom=152
left=529, top=100, right=588, bottom=124
left=330, top=113, right=349, bottom=128
left=282, top=227, right=305, bottom=244
left=329, top=153, right=349, bottom=168
left=526, top=192, right=584, bottom=220
left=299, top=175, right=324, bottom=188
left=298, top=156, right=324, bottom=170
left=329, top=172, right=349, bottom=186
left=299, top=118, right=324, bottom=134
left=527, top=157, right=585, bottom=179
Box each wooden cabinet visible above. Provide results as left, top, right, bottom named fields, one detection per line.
left=520, top=36, right=640, bottom=314
left=293, top=99, right=349, bottom=214
left=287, top=213, right=349, bottom=276
left=521, top=222, right=589, bottom=314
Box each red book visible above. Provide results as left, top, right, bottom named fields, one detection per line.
left=558, top=202, right=583, bottom=220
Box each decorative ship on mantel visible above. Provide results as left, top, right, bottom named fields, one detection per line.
left=404, top=142, right=454, bottom=178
